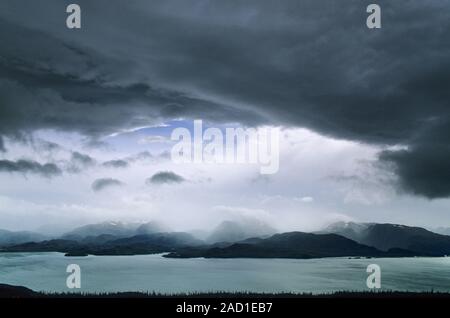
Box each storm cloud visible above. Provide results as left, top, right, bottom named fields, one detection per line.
left=0, top=136, right=5, bottom=152
left=91, top=178, right=124, bottom=192
left=67, top=151, right=96, bottom=173
left=0, top=159, right=62, bottom=177
left=147, top=171, right=185, bottom=185
left=102, top=160, right=129, bottom=169
left=71, top=152, right=96, bottom=166
left=0, top=0, right=449, bottom=197
left=379, top=121, right=450, bottom=199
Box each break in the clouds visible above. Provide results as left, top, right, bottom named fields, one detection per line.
left=0, top=159, right=62, bottom=177
left=91, top=178, right=124, bottom=192
left=147, top=171, right=185, bottom=185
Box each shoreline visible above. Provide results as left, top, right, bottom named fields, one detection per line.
left=2, top=251, right=450, bottom=261
left=2, top=283, right=450, bottom=298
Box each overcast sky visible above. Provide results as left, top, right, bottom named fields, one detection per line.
left=0, top=0, right=450, bottom=232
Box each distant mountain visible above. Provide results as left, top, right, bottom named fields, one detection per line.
left=321, top=222, right=450, bottom=256
left=80, top=234, right=118, bottom=245
left=433, top=227, right=450, bottom=236
left=61, top=221, right=168, bottom=241
left=207, top=220, right=276, bottom=243
left=5, top=220, right=450, bottom=259
left=4, top=232, right=203, bottom=256
left=61, top=221, right=139, bottom=240
left=187, top=229, right=210, bottom=241
left=319, top=221, right=372, bottom=242
left=136, top=221, right=170, bottom=235
left=0, top=229, right=48, bottom=247
left=34, top=223, right=75, bottom=237
left=165, top=232, right=392, bottom=259
left=4, top=239, right=81, bottom=252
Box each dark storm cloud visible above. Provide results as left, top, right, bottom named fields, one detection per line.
left=91, top=178, right=124, bottom=192
left=102, top=159, right=129, bottom=169
left=146, top=171, right=185, bottom=185
left=0, top=14, right=262, bottom=139
left=379, top=121, right=450, bottom=199
left=1, top=0, right=450, bottom=197
left=71, top=151, right=96, bottom=167
left=380, top=146, right=450, bottom=199
left=0, top=136, right=5, bottom=152
left=66, top=151, right=96, bottom=173
left=0, top=159, right=62, bottom=177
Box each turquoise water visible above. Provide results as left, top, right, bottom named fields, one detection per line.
left=1, top=253, right=450, bottom=294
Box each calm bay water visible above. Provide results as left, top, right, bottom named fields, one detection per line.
left=1, top=252, right=450, bottom=294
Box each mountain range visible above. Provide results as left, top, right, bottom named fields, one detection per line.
left=1, top=221, right=450, bottom=259
left=0, top=229, right=48, bottom=246
left=318, top=221, right=450, bottom=256
left=164, top=232, right=389, bottom=259
left=60, top=221, right=170, bottom=241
